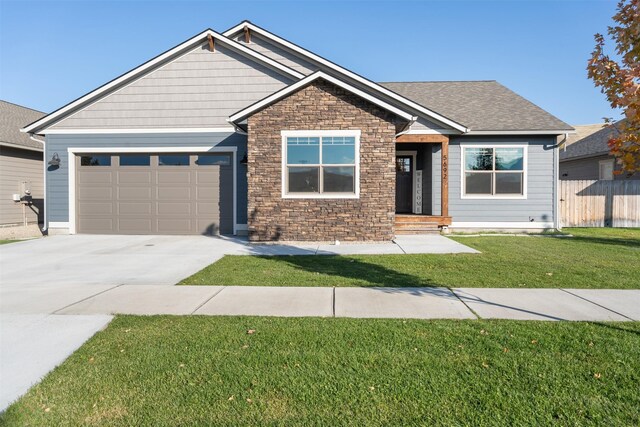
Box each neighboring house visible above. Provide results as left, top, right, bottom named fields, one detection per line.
left=0, top=101, right=46, bottom=228
left=22, top=21, right=573, bottom=241
left=560, top=120, right=638, bottom=180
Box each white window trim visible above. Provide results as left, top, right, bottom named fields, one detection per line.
left=281, top=130, right=360, bottom=199
left=67, top=146, right=237, bottom=235
left=460, top=144, right=528, bottom=200
left=598, top=159, right=614, bottom=180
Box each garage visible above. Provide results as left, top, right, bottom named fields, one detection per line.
left=75, top=152, right=234, bottom=235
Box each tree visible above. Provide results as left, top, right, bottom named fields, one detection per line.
left=587, top=0, right=640, bottom=174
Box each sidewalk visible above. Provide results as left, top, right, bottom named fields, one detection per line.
left=8, top=284, right=638, bottom=321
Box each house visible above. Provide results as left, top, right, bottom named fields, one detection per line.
left=560, top=120, right=638, bottom=180
left=0, top=101, right=46, bottom=235
left=21, top=21, right=573, bottom=241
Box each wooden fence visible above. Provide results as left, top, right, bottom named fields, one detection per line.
left=560, top=180, right=640, bottom=227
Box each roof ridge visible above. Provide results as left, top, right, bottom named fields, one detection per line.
left=0, top=99, right=46, bottom=114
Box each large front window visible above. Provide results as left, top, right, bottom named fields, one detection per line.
left=463, top=146, right=526, bottom=198
left=283, top=131, right=359, bottom=198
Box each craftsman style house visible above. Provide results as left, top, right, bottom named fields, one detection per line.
left=22, top=21, right=573, bottom=241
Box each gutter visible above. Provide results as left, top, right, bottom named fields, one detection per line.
left=394, top=116, right=419, bottom=137
left=29, top=134, right=47, bottom=233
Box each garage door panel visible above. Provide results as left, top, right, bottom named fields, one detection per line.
left=77, top=152, right=234, bottom=235
left=78, top=202, right=113, bottom=215
left=118, top=187, right=152, bottom=200
left=79, top=218, right=114, bottom=233
left=158, top=187, right=190, bottom=200
left=78, top=171, right=112, bottom=184
left=157, top=171, right=191, bottom=184
left=118, top=171, right=152, bottom=184
left=118, top=203, right=152, bottom=215
left=119, top=218, right=152, bottom=233
left=157, top=202, right=191, bottom=215
left=196, top=169, right=220, bottom=185
left=78, top=187, right=113, bottom=200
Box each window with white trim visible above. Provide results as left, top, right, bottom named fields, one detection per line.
left=283, top=132, right=359, bottom=197
left=463, top=146, right=526, bottom=197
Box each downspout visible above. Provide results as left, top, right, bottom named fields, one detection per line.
left=554, top=133, right=568, bottom=230
left=29, top=134, right=47, bottom=233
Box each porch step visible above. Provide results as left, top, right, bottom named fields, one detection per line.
left=394, top=214, right=450, bottom=235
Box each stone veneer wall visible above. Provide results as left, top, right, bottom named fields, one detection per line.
left=247, top=78, right=404, bottom=241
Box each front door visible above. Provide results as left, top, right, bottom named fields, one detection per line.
left=395, top=156, right=413, bottom=213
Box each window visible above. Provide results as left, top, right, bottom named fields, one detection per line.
left=599, top=159, right=614, bottom=180
left=283, top=131, right=359, bottom=197
left=80, top=155, right=111, bottom=166
left=159, top=154, right=190, bottom=166
left=463, top=146, right=526, bottom=197
left=119, top=154, right=150, bottom=166
left=196, top=154, right=231, bottom=166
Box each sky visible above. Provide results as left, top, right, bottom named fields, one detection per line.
left=0, top=0, right=622, bottom=125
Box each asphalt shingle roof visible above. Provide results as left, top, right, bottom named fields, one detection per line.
left=0, top=100, right=46, bottom=151
left=379, top=81, right=573, bottom=132
left=560, top=121, right=622, bottom=161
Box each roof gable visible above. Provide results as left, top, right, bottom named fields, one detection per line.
left=223, top=21, right=468, bottom=133
left=22, top=29, right=304, bottom=134
left=229, top=72, right=415, bottom=125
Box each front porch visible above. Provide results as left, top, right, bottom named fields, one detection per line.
left=395, top=133, right=451, bottom=233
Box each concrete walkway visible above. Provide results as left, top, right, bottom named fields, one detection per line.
left=6, top=284, right=635, bottom=321
left=1, top=285, right=638, bottom=410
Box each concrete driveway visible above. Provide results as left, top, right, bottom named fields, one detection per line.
left=0, top=234, right=246, bottom=287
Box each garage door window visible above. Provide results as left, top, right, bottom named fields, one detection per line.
left=196, top=154, right=231, bottom=166
left=159, top=154, right=190, bottom=166
left=120, top=154, right=150, bottom=166
left=80, top=155, right=111, bottom=166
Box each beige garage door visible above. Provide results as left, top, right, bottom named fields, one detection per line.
left=76, top=153, right=233, bottom=235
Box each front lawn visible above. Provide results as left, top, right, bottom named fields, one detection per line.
left=0, top=240, right=19, bottom=245
left=180, top=228, right=640, bottom=288
left=2, top=316, right=638, bottom=426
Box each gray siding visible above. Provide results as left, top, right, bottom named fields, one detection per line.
left=45, top=133, right=247, bottom=226
left=0, top=147, right=44, bottom=225
left=560, top=155, right=640, bottom=180
left=232, top=31, right=456, bottom=133
left=559, top=156, right=606, bottom=181
left=234, top=33, right=317, bottom=75
left=410, top=116, right=450, bottom=132
left=49, top=44, right=294, bottom=130
left=438, top=136, right=556, bottom=223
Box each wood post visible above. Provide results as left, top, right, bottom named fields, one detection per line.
left=441, top=140, right=449, bottom=217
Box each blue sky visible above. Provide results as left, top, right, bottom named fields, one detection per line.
left=0, top=0, right=620, bottom=125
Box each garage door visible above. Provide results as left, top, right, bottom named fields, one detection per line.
left=76, top=153, right=233, bottom=235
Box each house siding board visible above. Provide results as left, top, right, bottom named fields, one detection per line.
left=410, top=116, right=448, bottom=132
left=0, top=147, right=44, bottom=226
left=44, top=133, right=247, bottom=225
left=560, top=155, right=640, bottom=180
left=447, top=136, right=556, bottom=223
left=48, top=44, right=294, bottom=130
left=234, top=33, right=318, bottom=75
left=247, top=79, right=404, bottom=241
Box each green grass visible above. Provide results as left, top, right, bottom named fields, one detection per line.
left=2, top=316, right=638, bottom=426
left=180, top=228, right=640, bottom=288
left=0, top=240, right=19, bottom=245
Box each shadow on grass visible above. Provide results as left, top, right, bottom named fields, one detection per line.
left=270, top=255, right=439, bottom=288
left=562, top=234, right=640, bottom=249
left=589, top=322, right=640, bottom=336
